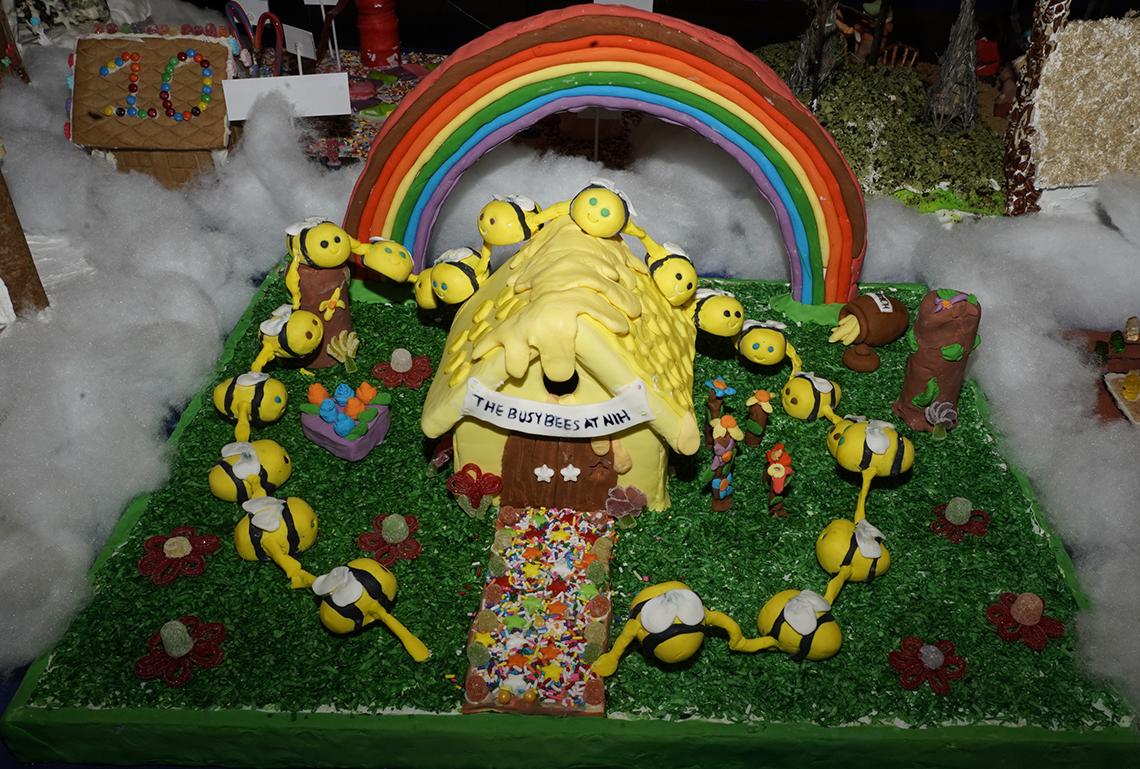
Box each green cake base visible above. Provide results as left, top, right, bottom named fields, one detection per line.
left=3, top=269, right=1136, bottom=768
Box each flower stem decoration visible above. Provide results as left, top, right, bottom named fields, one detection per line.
left=888, top=636, right=967, bottom=695
left=137, top=526, right=220, bottom=586
left=703, top=376, right=734, bottom=449
left=744, top=389, right=773, bottom=447
left=446, top=463, right=503, bottom=518
left=764, top=443, right=794, bottom=517
left=985, top=592, right=1065, bottom=651
left=326, top=330, right=360, bottom=373
left=134, top=616, right=226, bottom=687
left=702, top=415, right=743, bottom=512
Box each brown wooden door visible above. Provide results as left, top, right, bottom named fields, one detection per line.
left=500, top=434, right=616, bottom=512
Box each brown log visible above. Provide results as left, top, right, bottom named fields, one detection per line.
left=297, top=263, right=353, bottom=369
left=0, top=170, right=49, bottom=317
left=744, top=403, right=768, bottom=447
left=892, top=290, right=981, bottom=431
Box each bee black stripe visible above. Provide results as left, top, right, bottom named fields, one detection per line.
left=860, top=439, right=874, bottom=470
left=453, top=261, right=480, bottom=294
left=890, top=434, right=905, bottom=476
left=841, top=535, right=859, bottom=567
left=282, top=501, right=301, bottom=556
left=322, top=595, right=366, bottom=631
left=770, top=609, right=835, bottom=663
left=298, top=228, right=317, bottom=266
left=807, top=386, right=822, bottom=422
left=276, top=325, right=297, bottom=358
left=507, top=201, right=531, bottom=240
left=247, top=514, right=268, bottom=562
left=249, top=381, right=266, bottom=424
left=648, top=253, right=689, bottom=276
left=349, top=567, right=395, bottom=612
left=641, top=623, right=704, bottom=661
left=223, top=377, right=238, bottom=418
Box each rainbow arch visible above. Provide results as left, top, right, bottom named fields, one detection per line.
left=344, top=4, right=867, bottom=305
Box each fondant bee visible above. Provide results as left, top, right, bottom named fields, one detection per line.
left=737, top=319, right=802, bottom=373
left=816, top=518, right=890, bottom=594
left=284, top=218, right=358, bottom=308
left=412, top=247, right=486, bottom=309
left=250, top=305, right=324, bottom=373
left=477, top=194, right=543, bottom=259
left=754, top=588, right=842, bottom=662
left=780, top=371, right=841, bottom=422
left=644, top=241, right=698, bottom=307
left=311, top=559, right=431, bottom=662
left=358, top=237, right=415, bottom=284
left=234, top=495, right=318, bottom=589
left=212, top=372, right=288, bottom=442
left=591, top=581, right=752, bottom=677
left=826, top=415, right=914, bottom=522
left=207, top=440, right=292, bottom=503
left=693, top=288, right=745, bottom=337
left=566, top=178, right=635, bottom=238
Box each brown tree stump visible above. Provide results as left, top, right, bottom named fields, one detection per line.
left=297, top=263, right=353, bottom=369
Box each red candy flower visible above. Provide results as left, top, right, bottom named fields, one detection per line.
left=447, top=464, right=503, bottom=507
left=930, top=497, right=990, bottom=543
left=372, top=349, right=433, bottom=388
left=137, top=526, right=220, bottom=585
left=358, top=514, right=422, bottom=567
left=985, top=592, right=1066, bottom=651
left=134, top=616, right=226, bottom=687
left=888, top=636, right=967, bottom=695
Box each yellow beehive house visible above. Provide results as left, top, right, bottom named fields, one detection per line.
left=421, top=215, right=700, bottom=511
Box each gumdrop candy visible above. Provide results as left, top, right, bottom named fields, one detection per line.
left=334, top=414, right=356, bottom=437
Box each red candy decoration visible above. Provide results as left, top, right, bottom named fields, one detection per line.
left=465, top=675, right=489, bottom=702
left=446, top=464, right=503, bottom=508
left=134, top=616, right=226, bottom=687
left=985, top=592, right=1066, bottom=651
left=372, top=353, right=433, bottom=389
left=177, top=51, right=188, bottom=61
left=888, top=636, right=967, bottom=695
left=356, top=514, right=422, bottom=567
left=137, top=525, right=221, bottom=586
left=584, top=677, right=606, bottom=706
left=130, top=52, right=140, bottom=62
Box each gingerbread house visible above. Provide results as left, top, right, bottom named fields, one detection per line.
left=421, top=215, right=701, bottom=511
left=68, top=34, right=231, bottom=187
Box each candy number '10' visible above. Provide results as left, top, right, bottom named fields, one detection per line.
left=98, top=47, right=216, bottom=123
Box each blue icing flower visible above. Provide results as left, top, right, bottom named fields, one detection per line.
left=334, top=414, right=356, bottom=437
left=704, top=377, right=736, bottom=398
left=334, top=383, right=354, bottom=406
left=319, top=399, right=339, bottom=423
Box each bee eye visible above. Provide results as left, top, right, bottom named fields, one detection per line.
left=432, top=280, right=438, bottom=287
left=334, top=236, right=341, bottom=243
left=686, top=282, right=693, bottom=289
left=784, top=387, right=791, bottom=395
left=305, top=332, right=313, bottom=340
left=790, top=397, right=799, bottom=405
left=385, top=246, right=392, bottom=253
left=441, top=283, right=448, bottom=290
left=752, top=343, right=760, bottom=350
left=320, top=240, right=329, bottom=249
left=768, top=346, right=775, bottom=352
left=675, top=273, right=683, bottom=280
left=274, top=396, right=282, bottom=403
left=735, top=311, right=742, bottom=317
left=589, top=197, right=598, bottom=206
left=600, top=208, right=610, bottom=217
left=723, top=310, right=731, bottom=317
left=489, top=218, right=496, bottom=225
left=284, top=456, right=290, bottom=464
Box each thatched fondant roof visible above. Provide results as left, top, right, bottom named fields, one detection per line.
left=421, top=216, right=700, bottom=455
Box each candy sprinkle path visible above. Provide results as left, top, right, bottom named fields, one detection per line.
left=462, top=507, right=615, bottom=716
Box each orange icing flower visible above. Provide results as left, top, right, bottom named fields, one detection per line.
left=356, top=381, right=378, bottom=403
left=344, top=396, right=366, bottom=418
left=307, top=382, right=330, bottom=405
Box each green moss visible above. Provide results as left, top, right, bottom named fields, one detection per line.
left=21, top=271, right=1132, bottom=733
left=756, top=42, right=1006, bottom=217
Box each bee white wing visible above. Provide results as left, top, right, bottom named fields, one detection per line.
left=757, top=319, right=787, bottom=331
left=864, top=423, right=893, bottom=455
left=242, top=497, right=285, bottom=532
left=797, top=371, right=834, bottom=394
left=235, top=371, right=270, bottom=387
left=640, top=589, right=706, bottom=633
left=508, top=194, right=538, bottom=212
left=433, top=247, right=477, bottom=265
left=220, top=441, right=260, bottom=477
left=854, top=519, right=885, bottom=558
left=259, top=305, right=293, bottom=336
left=661, top=242, right=689, bottom=258
left=285, top=216, right=329, bottom=236
left=843, top=414, right=868, bottom=423
left=695, top=287, right=733, bottom=301
left=783, top=590, right=831, bottom=636
left=311, top=565, right=364, bottom=607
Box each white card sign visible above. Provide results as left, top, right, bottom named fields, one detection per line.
left=281, top=23, right=316, bottom=60
left=222, top=72, right=351, bottom=120
left=461, top=378, right=653, bottom=438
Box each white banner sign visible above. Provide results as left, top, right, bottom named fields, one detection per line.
left=461, top=378, right=653, bottom=438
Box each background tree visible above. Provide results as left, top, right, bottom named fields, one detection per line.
left=1004, top=0, right=1072, bottom=216
left=925, top=0, right=979, bottom=131
left=788, top=0, right=843, bottom=106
